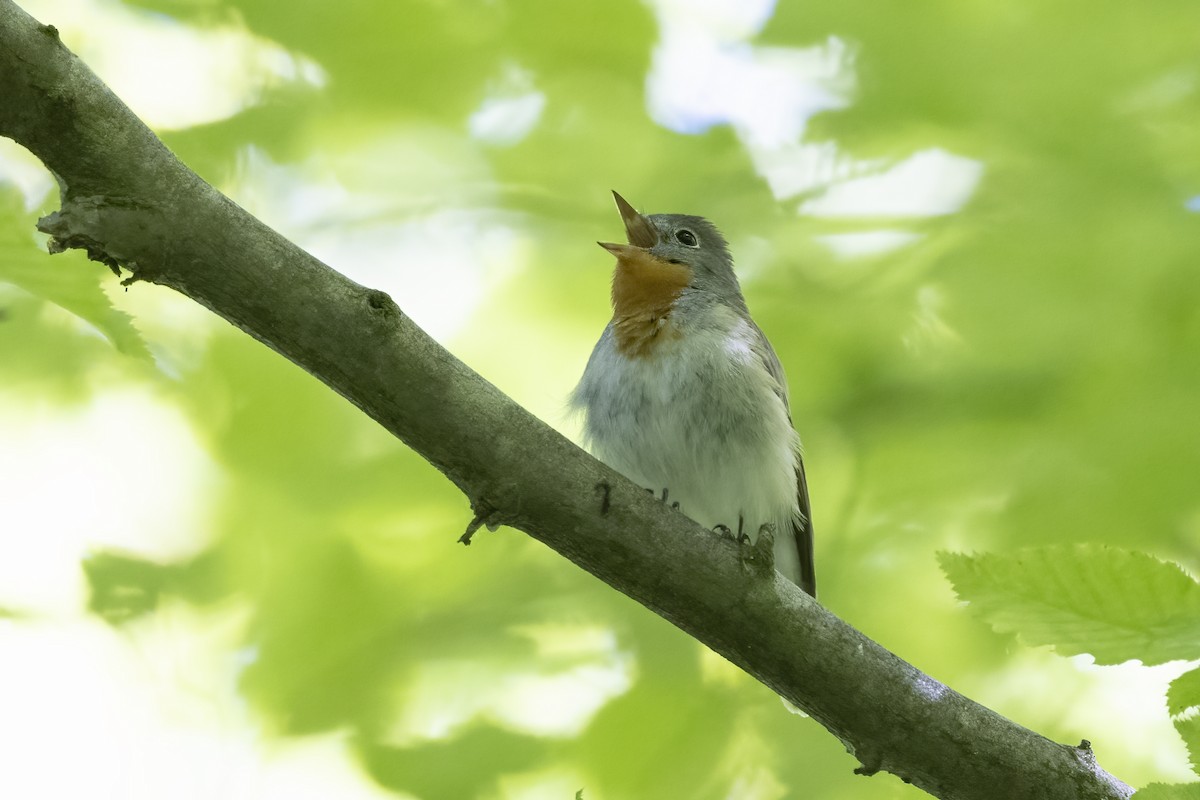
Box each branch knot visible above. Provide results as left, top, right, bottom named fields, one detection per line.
left=459, top=498, right=504, bottom=545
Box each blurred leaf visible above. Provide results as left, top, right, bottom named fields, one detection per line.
left=362, top=727, right=543, bottom=799
left=0, top=190, right=150, bottom=360
left=85, top=550, right=230, bottom=623
left=1134, top=783, right=1200, bottom=799
left=85, top=553, right=168, bottom=622
left=939, top=547, right=1200, bottom=665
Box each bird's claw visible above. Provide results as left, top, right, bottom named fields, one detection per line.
left=738, top=523, right=776, bottom=578
left=648, top=487, right=680, bottom=510
left=715, top=519, right=775, bottom=578
left=714, top=518, right=751, bottom=544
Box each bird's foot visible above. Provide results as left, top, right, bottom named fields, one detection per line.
left=647, top=486, right=680, bottom=510
left=715, top=515, right=751, bottom=544
left=715, top=522, right=772, bottom=578
left=716, top=518, right=774, bottom=578
left=744, top=523, right=776, bottom=576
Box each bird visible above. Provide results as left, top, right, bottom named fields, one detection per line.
left=571, top=191, right=816, bottom=597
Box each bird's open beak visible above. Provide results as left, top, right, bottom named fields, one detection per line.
left=598, top=190, right=658, bottom=256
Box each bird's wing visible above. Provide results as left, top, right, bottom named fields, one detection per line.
left=792, top=458, right=817, bottom=597
left=749, top=320, right=817, bottom=598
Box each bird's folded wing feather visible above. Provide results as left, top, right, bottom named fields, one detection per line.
left=749, top=320, right=817, bottom=597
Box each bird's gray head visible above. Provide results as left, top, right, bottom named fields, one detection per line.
left=598, top=191, right=747, bottom=314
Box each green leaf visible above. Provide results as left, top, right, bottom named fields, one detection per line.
left=0, top=252, right=150, bottom=361
left=1178, top=716, right=1200, bottom=777
left=1170, top=668, right=1200, bottom=718
left=84, top=550, right=229, bottom=624
left=938, top=546, right=1200, bottom=665
left=1168, top=667, right=1200, bottom=775
left=0, top=190, right=149, bottom=360
left=1134, top=784, right=1200, bottom=800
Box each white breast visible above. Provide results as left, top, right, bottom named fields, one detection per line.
left=572, top=309, right=801, bottom=576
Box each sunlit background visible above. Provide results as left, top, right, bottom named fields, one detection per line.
left=2, top=0, right=1198, bottom=797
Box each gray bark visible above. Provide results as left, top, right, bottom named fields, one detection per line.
left=0, top=2, right=1134, bottom=798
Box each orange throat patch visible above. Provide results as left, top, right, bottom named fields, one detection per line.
left=610, top=249, right=692, bottom=358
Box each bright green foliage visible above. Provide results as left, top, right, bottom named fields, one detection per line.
left=1134, top=784, right=1200, bottom=800
left=1180, top=716, right=1200, bottom=781
left=1170, top=669, right=1200, bottom=718
left=939, top=547, right=1200, bottom=665
left=0, top=187, right=150, bottom=400
left=0, top=192, right=148, bottom=361
left=1169, top=668, right=1200, bottom=778
left=6, top=0, right=1200, bottom=797
left=942, top=545, right=1200, bottom=779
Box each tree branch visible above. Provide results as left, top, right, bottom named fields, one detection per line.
left=0, top=3, right=1134, bottom=798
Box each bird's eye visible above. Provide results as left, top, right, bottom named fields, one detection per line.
left=675, top=229, right=698, bottom=247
